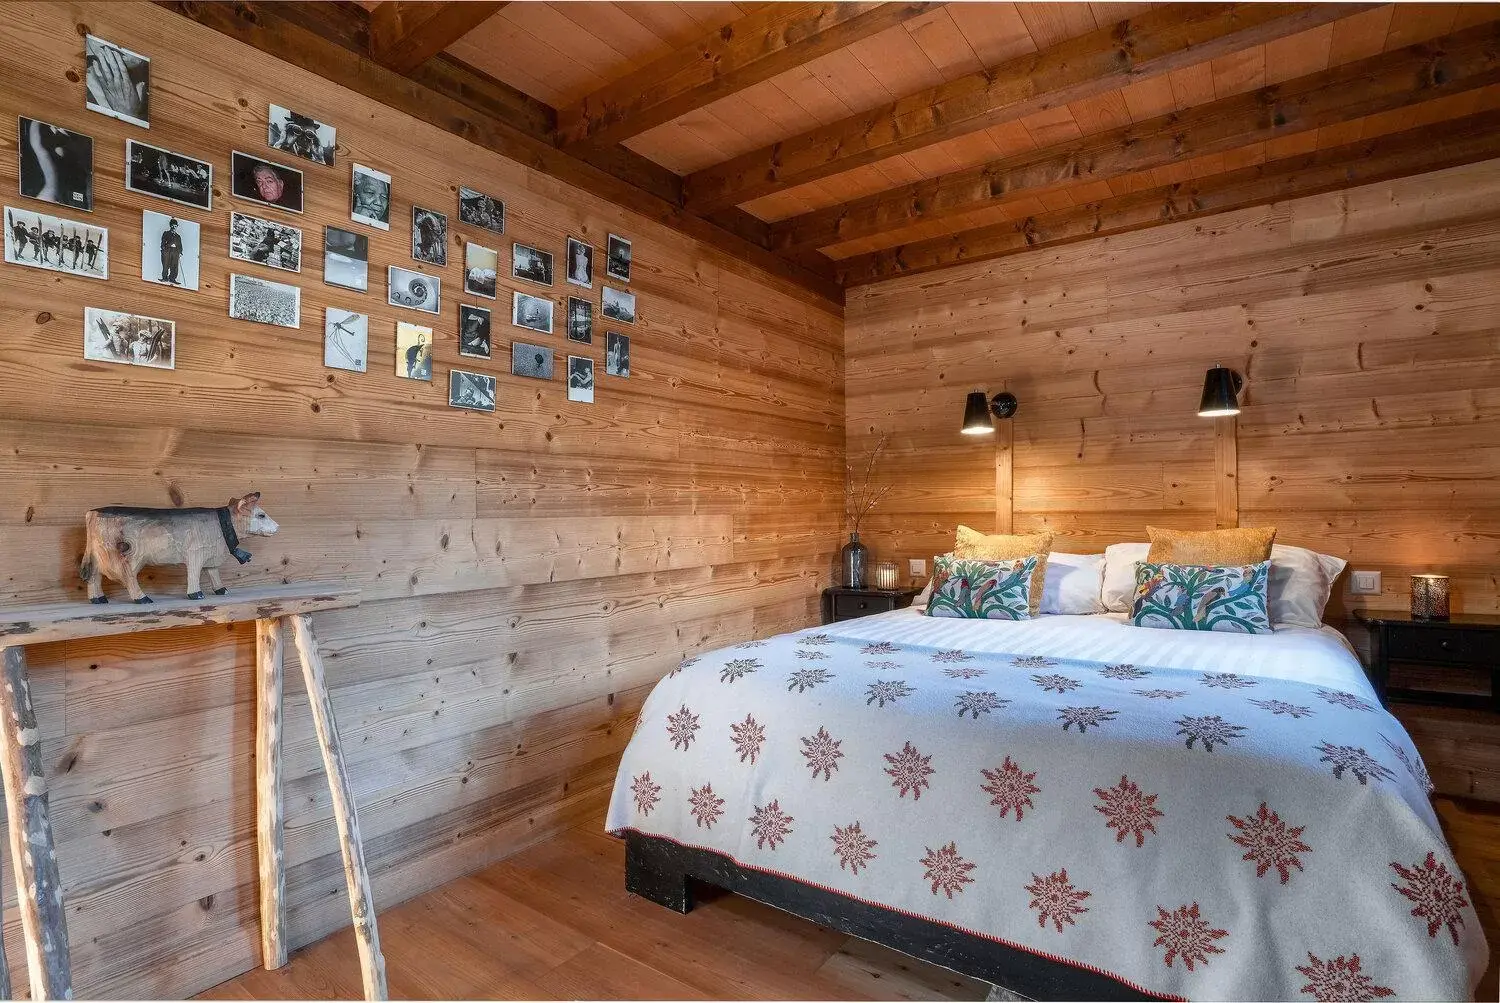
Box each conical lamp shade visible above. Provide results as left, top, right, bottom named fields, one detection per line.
left=1198, top=367, right=1242, bottom=417
left=961, top=391, right=994, bottom=434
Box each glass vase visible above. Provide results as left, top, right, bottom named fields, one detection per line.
left=841, top=532, right=868, bottom=588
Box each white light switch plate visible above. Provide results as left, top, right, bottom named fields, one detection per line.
left=1349, top=570, right=1382, bottom=595
left=908, top=558, right=926, bottom=577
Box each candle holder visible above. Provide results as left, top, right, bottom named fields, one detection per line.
left=872, top=561, right=899, bottom=591
left=1410, top=574, right=1450, bottom=620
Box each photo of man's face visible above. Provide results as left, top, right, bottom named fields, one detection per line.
left=253, top=165, right=284, bottom=203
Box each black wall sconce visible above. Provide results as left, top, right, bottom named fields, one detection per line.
left=1197, top=364, right=1243, bottom=418
left=961, top=390, right=1019, bottom=435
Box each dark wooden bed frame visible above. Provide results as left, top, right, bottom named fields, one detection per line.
left=625, top=830, right=1156, bottom=1001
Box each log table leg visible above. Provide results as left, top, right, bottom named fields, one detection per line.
left=254, top=619, right=287, bottom=970
left=0, top=647, right=70, bottom=1000
left=288, top=614, right=387, bottom=1001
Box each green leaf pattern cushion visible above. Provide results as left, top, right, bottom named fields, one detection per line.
left=1129, top=560, right=1272, bottom=634
left=924, top=555, right=1038, bottom=620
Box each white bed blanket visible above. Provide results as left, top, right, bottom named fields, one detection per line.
left=606, top=610, right=1487, bottom=1000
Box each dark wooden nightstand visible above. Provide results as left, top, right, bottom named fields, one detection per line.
left=1352, top=610, right=1500, bottom=710
left=822, top=587, right=923, bottom=625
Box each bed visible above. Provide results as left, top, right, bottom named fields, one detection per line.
left=605, top=607, right=1489, bottom=1000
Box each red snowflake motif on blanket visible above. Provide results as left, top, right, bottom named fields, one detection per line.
left=943, top=665, right=988, bottom=680
left=750, top=799, right=794, bottom=850
left=1094, top=776, right=1163, bottom=847
left=1316, top=742, right=1396, bottom=785
left=1134, top=688, right=1187, bottom=700
left=1176, top=714, right=1246, bottom=752
left=630, top=772, right=661, bottom=816
left=787, top=666, right=834, bottom=693
left=688, top=783, right=725, bottom=828
left=920, top=841, right=975, bottom=898
left=1201, top=671, right=1257, bottom=689
left=801, top=726, right=845, bottom=780
left=1149, top=903, right=1228, bottom=971
left=831, top=821, right=878, bottom=875
left=796, top=648, right=830, bottom=661
left=862, top=641, right=901, bottom=655
left=955, top=690, right=1008, bottom=719
left=867, top=679, right=914, bottom=707
left=884, top=741, right=935, bottom=799
left=666, top=705, right=701, bottom=750
left=1316, top=688, right=1376, bottom=712
left=668, top=656, right=698, bottom=678
left=980, top=757, right=1040, bottom=820
left=1250, top=698, right=1315, bottom=719
left=1033, top=673, right=1082, bottom=694
left=1390, top=852, right=1470, bottom=944
left=1100, top=663, right=1149, bottom=680
left=719, top=657, right=760, bottom=683
left=1295, top=953, right=1395, bottom=1001
left=800, top=633, right=833, bottom=645
left=1025, top=869, right=1091, bottom=932
left=1013, top=655, right=1058, bottom=668
left=730, top=714, right=765, bottom=764
left=932, top=649, right=972, bottom=663
left=1381, top=734, right=1433, bottom=793
left=1227, top=802, right=1311, bottom=883
left=1058, top=706, right=1118, bottom=733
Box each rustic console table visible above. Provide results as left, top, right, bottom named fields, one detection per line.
left=0, top=585, right=386, bottom=1000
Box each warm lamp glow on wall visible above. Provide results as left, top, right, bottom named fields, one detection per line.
left=961, top=390, right=1019, bottom=434
left=1198, top=364, right=1244, bottom=417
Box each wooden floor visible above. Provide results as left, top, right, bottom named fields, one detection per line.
left=201, top=799, right=1500, bottom=1001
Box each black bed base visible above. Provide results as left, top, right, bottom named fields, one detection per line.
left=625, top=831, right=1154, bottom=1001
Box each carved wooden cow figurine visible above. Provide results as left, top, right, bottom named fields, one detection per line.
left=79, top=492, right=279, bottom=603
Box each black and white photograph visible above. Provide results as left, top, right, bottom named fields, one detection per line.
left=18, top=118, right=93, bottom=212
left=323, top=308, right=368, bottom=373
left=601, top=285, right=636, bottom=324
left=4, top=206, right=107, bottom=279
left=449, top=369, right=496, bottom=413
left=567, top=296, right=592, bottom=344
left=512, top=242, right=553, bottom=286
left=85, top=35, right=150, bottom=129
left=388, top=265, right=441, bottom=315
left=512, top=290, right=553, bottom=334
left=606, top=331, right=630, bottom=377
left=511, top=341, right=554, bottom=380
left=606, top=233, right=631, bottom=283
left=412, top=206, right=448, bottom=266
left=229, top=211, right=301, bottom=273
left=84, top=308, right=174, bottom=370
left=565, top=236, right=592, bottom=288
left=396, top=321, right=433, bottom=381
left=351, top=163, right=391, bottom=230
left=125, top=139, right=212, bottom=211
left=568, top=355, right=595, bottom=404
left=323, top=226, right=368, bottom=292
left=458, top=187, right=504, bottom=234
left=459, top=304, right=491, bottom=360
left=464, top=242, right=498, bottom=299
left=267, top=104, right=335, bottom=167
left=229, top=273, right=300, bottom=329
left=232, top=151, right=304, bottom=213
left=141, top=210, right=199, bottom=290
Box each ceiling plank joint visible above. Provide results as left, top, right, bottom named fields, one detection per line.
left=368, top=1, right=509, bottom=75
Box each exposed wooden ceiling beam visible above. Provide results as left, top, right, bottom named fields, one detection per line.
left=555, top=2, right=938, bottom=150
left=155, top=1, right=843, bottom=308
left=368, top=1, right=508, bottom=75
left=682, top=2, right=1368, bottom=212
left=836, top=109, right=1500, bottom=286
left=773, top=22, right=1500, bottom=253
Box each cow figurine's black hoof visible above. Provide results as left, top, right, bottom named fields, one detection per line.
left=213, top=588, right=228, bottom=596
left=187, top=591, right=205, bottom=601
left=135, top=596, right=154, bottom=604
left=89, top=596, right=108, bottom=605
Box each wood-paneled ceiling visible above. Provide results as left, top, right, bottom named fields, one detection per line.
left=167, top=1, right=1500, bottom=304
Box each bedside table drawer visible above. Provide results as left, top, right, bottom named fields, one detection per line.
left=834, top=594, right=893, bottom=620
left=1388, top=628, right=1486, bottom=665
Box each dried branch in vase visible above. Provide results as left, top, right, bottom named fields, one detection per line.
left=846, top=435, right=892, bottom=536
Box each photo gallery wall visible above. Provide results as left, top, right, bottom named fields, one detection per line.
left=7, top=32, right=638, bottom=409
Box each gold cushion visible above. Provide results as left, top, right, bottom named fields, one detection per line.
left=953, top=526, right=1053, bottom=615
left=1145, top=526, right=1276, bottom=566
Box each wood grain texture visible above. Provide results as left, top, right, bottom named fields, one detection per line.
left=0, top=3, right=842, bottom=997
left=368, top=2, right=508, bottom=75
left=254, top=618, right=287, bottom=971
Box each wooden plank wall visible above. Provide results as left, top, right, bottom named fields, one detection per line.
left=846, top=157, right=1500, bottom=624
left=0, top=3, right=843, bottom=997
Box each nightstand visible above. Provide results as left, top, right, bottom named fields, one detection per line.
left=822, top=586, right=923, bottom=625
left=1351, top=610, right=1500, bottom=710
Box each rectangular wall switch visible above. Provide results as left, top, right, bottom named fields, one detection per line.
left=1349, top=570, right=1382, bottom=595
left=908, top=558, right=926, bottom=577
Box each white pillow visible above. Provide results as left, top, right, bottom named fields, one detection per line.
left=1101, top=542, right=1150, bottom=613
left=1268, top=544, right=1347, bottom=628
left=1041, top=552, right=1105, bottom=615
